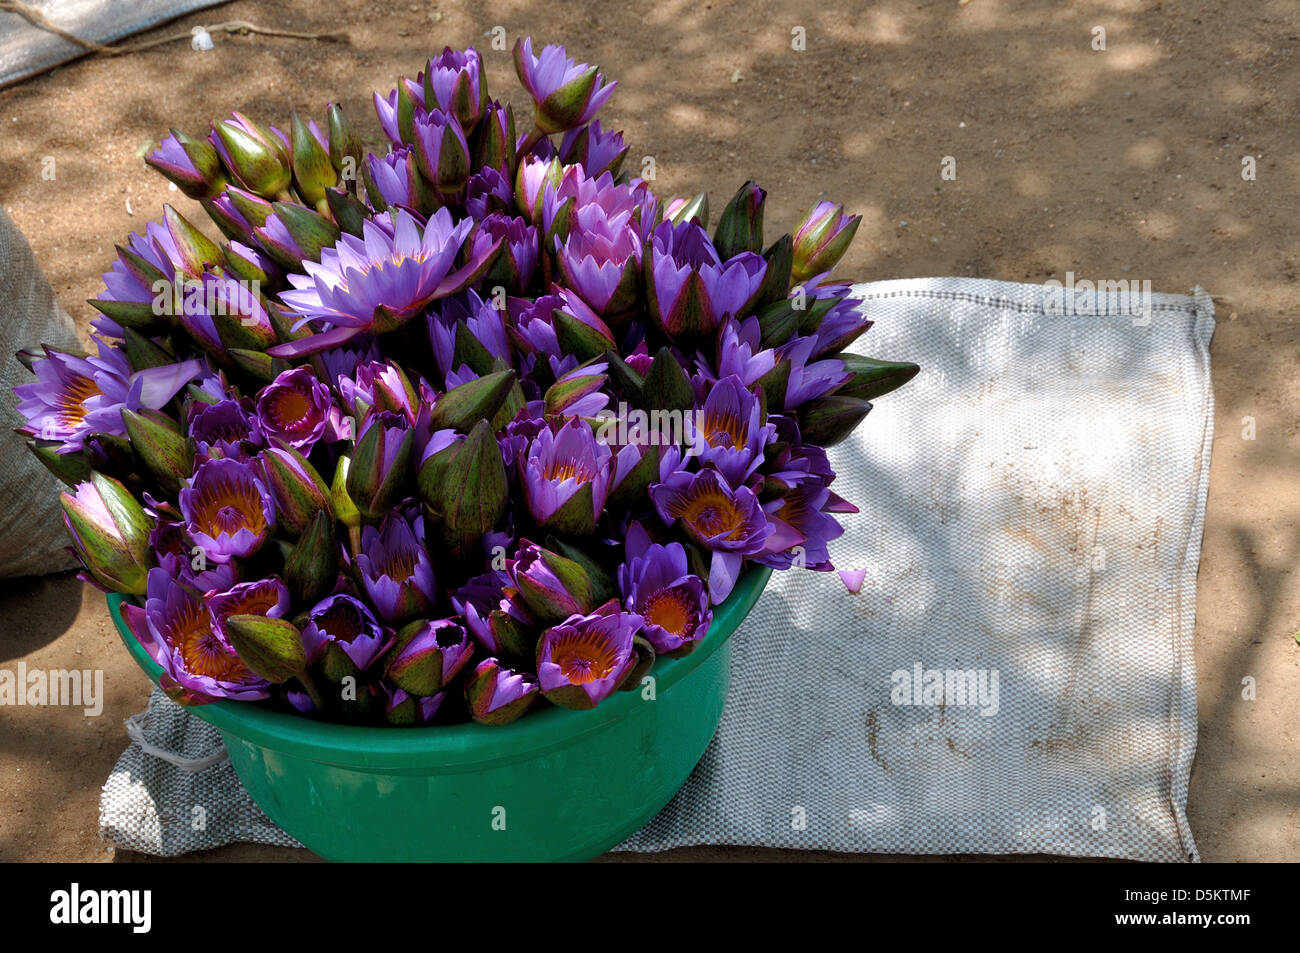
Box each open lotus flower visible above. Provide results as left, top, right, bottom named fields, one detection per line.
left=179, top=456, right=276, bottom=564
left=758, top=479, right=850, bottom=572
left=521, top=417, right=612, bottom=534
left=618, top=521, right=712, bottom=655
left=270, top=208, right=495, bottom=357
left=513, top=38, right=616, bottom=135
left=59, top=473, right=154, bottom=595
left=464, top=657, right=539, bottom=725
left=685, top=374, right=775, bottom=487
left=649, top=466, right=793, bottom=603
left=16, top=339, right=202, bottom=454
left=536, top=600, right=641, bottom=709
left=356, top=510, right=437, bottom=623
left=386, top=617, right=473, bottom=696
left=207, top=577, right=291, bottom=645
left=256, top=366, right=333, bottom=451
left=301, top=592, right=392, bottom=672
left=646, top=219, right=767, bottom=342
left=790, top=201, right=861, bottom=284
left=120, top=568, right=270, bottom=704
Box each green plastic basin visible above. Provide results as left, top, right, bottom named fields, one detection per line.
left=107, top=566, right=769, bottom=862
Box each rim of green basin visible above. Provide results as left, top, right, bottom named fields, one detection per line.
left=107, top=566, right=770, bottom=771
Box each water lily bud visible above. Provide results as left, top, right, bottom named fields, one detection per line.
left=326, top=103, right=363, bottom=185
left=348, top=412, right=414, bottom=519
left=664, top=192, right=708, bottom=227
left=436, top=420, right=508, bottom=551
left=791, top=201, right=861, bottom=283
left=59, top=472, right=154, bottom=595
left=120, top=408, right=192, bottom=491
left=464, top=657, right=539, bottom=726
left=475, top=100, right=517, bottom=177
left=426, top=369, right=517, bottom=432
left=797, top=394, right=872, bottom=447
left=412, top=108, right=472, bottom=195
left=386, top=618, right=474, bottom=696
left=211, top=112, right=292, bottom=198
left=260, top=443, right=334, bottom=537
left=28, top=440, right=92, bottom=488
left=225, top=614, right=307, bottom=684
left=290, top=112, right=337, bottom=212
left=713, top=180, right=766, bottom=259
left=145, top=129, right=226, bottom=199
left=254, top=202, right=341, bottom=270
left=423, top=46, right=489, bottom=132
left=510, top=539, right=596, bottom=624
left=284, top=510, right=337, bottom=606
left=163, top=204, right=223, bottom=278
left=836, top=355, right=920, bottom=402
left=642, top=347, right=694, bottom=413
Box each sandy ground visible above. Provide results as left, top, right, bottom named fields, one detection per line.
left=0, top=0, right=1297, bottom=863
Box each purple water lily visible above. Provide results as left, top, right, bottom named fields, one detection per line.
left=16, top=339, right=202, bottom=454
left=649, top=467, right=793, bottom=603
left=553, top=205, right=641, bottom=317
left=412, top=107, right=471, bottom=195
left=301, top=592, right=391, bottom=671
left=187, top=397, right=263, bottom=459
left=271, top=208, right=494, bottom=357
left=355, top=510, right=437, bottom=623
left=451, top=569, right=535, bottom=656
left=513, top=38, right=617, bottom=134
left=758, top=480, right=848, bottom=572
left=423, top=47, right=488, bottom=130
left=522, top=417, right=612, bottom=531
left=179, top=456, right=276, bottom=564
left=366, top=147, right=430, bottom=214
left=558, top=120, right=628, bottom=178
left=150, top=520, right=237, bottom=594
left=647, top=219, right=767, bottom=341
left=536, top=601, right=641, bottom=709
left=465, top=657, right=539, bottom=725
left=207, top=577, right=291, bottom=645
left=686, top=374, right=775, bottom=487
left=256, top=366, right=333, bottom=451
left=618, top=521, right=712, bottom=655
left=120, top=567, right=270, bottom=704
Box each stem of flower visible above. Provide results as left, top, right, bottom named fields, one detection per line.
left=295, top=667, right=327, bottom=711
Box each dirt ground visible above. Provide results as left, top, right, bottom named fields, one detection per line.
left=0, top=0, right=1296, bottom=863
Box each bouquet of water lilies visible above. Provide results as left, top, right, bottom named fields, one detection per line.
left=13, top=39, right=916, bottom=726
